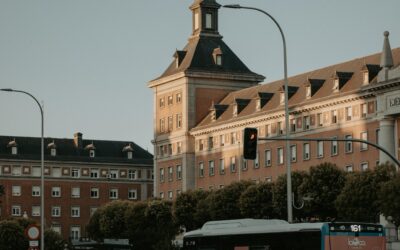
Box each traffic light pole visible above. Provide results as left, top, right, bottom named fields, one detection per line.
left=259, top=137, right=400, bottom=168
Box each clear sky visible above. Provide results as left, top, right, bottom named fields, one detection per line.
left=1, top=0, right=399, bottom=153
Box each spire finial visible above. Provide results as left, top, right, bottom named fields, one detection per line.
left=380, top=31, right=394, bottom=69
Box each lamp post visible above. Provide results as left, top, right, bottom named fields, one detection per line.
left=0, top=88, right=45, bottom=250
left=223, top=4, right=293, bottom=223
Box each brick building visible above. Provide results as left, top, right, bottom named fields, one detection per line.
left=149, top=0, right=400, bottom=198
left=0, top=132, right=153, bottom=241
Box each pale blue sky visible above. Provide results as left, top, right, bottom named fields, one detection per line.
left=1, top=0, right=399, bottom=153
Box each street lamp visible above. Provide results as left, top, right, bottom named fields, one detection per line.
left=0, top=88, right=45, bottom=250
left=223, top=4, right=293, bottom=223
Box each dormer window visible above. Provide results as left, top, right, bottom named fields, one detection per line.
left=11, top=146, right=17, bottom=155
left=213, top=47, right=223, bottom=66
left=47, top=141, right=57, bottom=156
left=333, top=78, right=339, bottom=91
left=363, top=71, right=369, bottom=85
left=123, top=143, right=134, bottom=159
left=8, top=139, right=18, bottom=155
left=51, top=148, right=56, bottom=157
left=306, top=86, right=311, bottom=99
left=280, top=92, right=285, bottom=105
left=205, top=13, right=213, bottom=29
left=85, top=143, right=96, bottom=158
left=233, top=104, right=238, bottom=117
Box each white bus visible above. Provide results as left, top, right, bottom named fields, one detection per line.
left=183, top=219, right=386, bottom=250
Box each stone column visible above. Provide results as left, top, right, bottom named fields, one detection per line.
left=379, top=117, right=396, bottom=165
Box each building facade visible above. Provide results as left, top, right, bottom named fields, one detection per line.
left=0, top=132, right=153, bottom=241
left=149, top=0, right=400, bottom=199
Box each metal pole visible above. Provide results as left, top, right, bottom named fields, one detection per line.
left=1, top=88, right=45, bottom=250
left=223, top=4, right=293, bottom=223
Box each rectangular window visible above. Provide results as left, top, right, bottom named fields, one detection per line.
left=265, top=150, right=272, bottom=167
left=109, top=188, right=118, bottom=199
left=176, top=165, right=182, bottom=180
left=361, top=103, right=367, bottom=118
left=70, top=226, right=81, bottom=241
left=168, top=95, right=173, bottom=105
left=71, top=169, right=80, bottom=178
left=199, top=162, right=204, bottom=177
left=168, top=116, right=173, bottom=131
left=32, top=205, right=40, bottom=217
left=230, top=157, right=236, bottom=172
left=317, top=141, right=324, bottom=158
left=317, top=113, right=323, bottom=127
left=176, top=114, right=182, bottom=128
left=345, top=165, right=353, bottom=173
left=52, top=206, right=61, bottom=217
left=128, top=169, right=137, bottom=180
left=209, top=160, right=215, bottom=176
left=71, top=206, right=80, bottom=218
left=277, top=147, right=284, bottom=165
left=160, top=118, right=165, bottom=132
left=266, top=124, right=271, bottom=137
left=205, top=13, right=212, bottom=29
left=208, top=137, right=214, bottom=150
left=160, top=168, right=165, bottom=182
left=109, top=169, right=118, bottom=179
left=220, top=135, right=225, bottom=146
left=231, top=132, right=237, bottom=144
left=90, top=188, right=99, bottom=198
left=290, top=119, right=296, bottom=132
left=219, top=158, right=225, bottom=174
left=128, top=189, right=137, bottom=200
left=303, top=116, right=310, bottom=130
left=345, top=135, right=353, bottom=153
left=12, top=205, right=21, bottom=216
left=168, top=167, right=173, bottom=181
left=159, top=97, right=165, bottom=107
left=199, top=139, right=204, bottom=151
left=361, top=162, right=369, bottom=171
left=290, top=145, right=297, bottom=162
left=71, top=187, right=80, bottom=198
left=360, top=132, right=368, bottom=150
left=52, top=187, right=61, bottom=197
left=12, top=186, right=21, bottom=196
left=346, top=106, right=352, bottom=121
left=168, top=191, right=173, bottom=200
left=331, top=137, right=338, bottom=156
left=90, top=169, right=99, bottom=178
left=32, top=186, right=40, bottom=197
left=176, top=93, right=182, bottom=103
left=303, top=143, right=310, bottom=160
left=277, top=122, right=283, bottom=135
left=254, top=152, right=259, bottom=168
left=331, top=110, right=337, bottom=124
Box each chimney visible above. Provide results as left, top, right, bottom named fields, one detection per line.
left=74, top=132, right=83, bottom=149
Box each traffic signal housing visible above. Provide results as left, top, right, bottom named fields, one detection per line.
left=243, top=127, right=258, bottom=160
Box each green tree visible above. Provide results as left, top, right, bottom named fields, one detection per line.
left=207, top=181, right=254, bottom=220
left=0, top=220, right=28, bottom=250
left=239, top=182, right=275, bottom=219
left=379, top=174, right=400, bottom=226
left=273, top=171, right=308, bottom=221
left=99, top=200, right=131, bottom=239
left=335, top=171, right=380, bottom=222
left=44, top=229, right=68, bottom=250
left=174, top=189, right=210, bottom=231
left=126, top=200, right=178, bottom=250
left=86, top=207, right=105, bottom=241
left=300, top=163, right=346, bottom=220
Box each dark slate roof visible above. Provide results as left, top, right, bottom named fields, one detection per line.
left=0, top=135, right=153, bottom=165
left=157, top=36, right=264, bottom=80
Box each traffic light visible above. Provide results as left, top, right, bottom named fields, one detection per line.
left=243, top=127, right=258, bottom=160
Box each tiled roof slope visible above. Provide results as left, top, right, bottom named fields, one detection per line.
left=157, top=36, right=264, bottom=80
left=0, top=135, right=153, bottom=164
left=195, top=48, right=400, bottom=129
